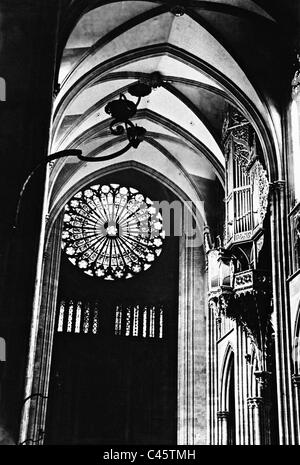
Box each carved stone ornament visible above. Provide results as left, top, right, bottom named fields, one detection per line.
left=294, top=211, right=300, bottom=269
left=232, top=134, right=251, bottom=170
left=219, top=293, right=232, bottom=314
left=251, top=160, right=269, bottom=226
left=292, top=54, right=300, bottom=99
left=209, top=299, right=220, bottom=319
left=256, top=235, right=264, bottom=257
left=222, top=108, right=251, bottom=167
left=295, top=211, right=300, bottom=240
left=233, top=231, right=252, bottom=242
left=223, top=268, right=273, bottom=357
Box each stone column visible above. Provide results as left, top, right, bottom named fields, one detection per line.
left=236, top=324, right=247, bottom=445
left=269, top=181, right=296, bottom=444
left=0, top=0, right=61, bottom=443
left=254, top=370, right=272, bottom=445
left=247, top=397, right=264, bottom=445
left=292, top=374, right=300, bottom=444
left=207, top=300, right=218, bottom=444
left=20, top=216, right=63, bottom=444
left=216, top=316, right=222, bottom=340
left=177, top=237, right=206, bottom=444
left=217, top=411, right=229, bottom=445
left=264, top=401, right=272, bottom=445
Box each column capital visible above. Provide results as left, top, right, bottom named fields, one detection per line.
left=292, top=54, right=300, bottom=99
left=269, top=180, right=286, bottom=193
left=254, top=370, right=272, bottom=388
left=217, top=410, right=229, bottom=419
left=292, top=374, right=300, bottom=386
left=247, top=396, right=264, bottom=408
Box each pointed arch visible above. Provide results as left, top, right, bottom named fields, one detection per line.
left=220, top=343, right=234, bottom=412
left=293, top=303, right=300, bottom=375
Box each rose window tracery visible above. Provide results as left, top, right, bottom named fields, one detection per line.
left=61, top=183, right=165, bottom=280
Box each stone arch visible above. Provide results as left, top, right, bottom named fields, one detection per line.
left=47, top=159, right=208, bottom=243
left=220, top=343, right=234, bottom=412
left=19, top=161, right=209, bottom=445
left=293, top=303, right=300, bottom=376
left=218, top=343, right=235, bottom=445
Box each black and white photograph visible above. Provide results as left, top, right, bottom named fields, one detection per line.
left=0, top=0, right=300, bottom=454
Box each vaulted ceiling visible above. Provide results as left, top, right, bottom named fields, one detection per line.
left=49, top=0, right=300, bottom=211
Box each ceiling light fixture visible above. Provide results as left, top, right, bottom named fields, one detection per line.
left=14, top=73, right=164, bottom=228
left=75, top=72, right=163, bottom=163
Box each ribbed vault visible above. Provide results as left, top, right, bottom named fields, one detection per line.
left=49, top=0, right=297, bottom=210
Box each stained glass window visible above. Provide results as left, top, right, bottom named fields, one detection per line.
left=57, top=300, right=164, bottom=338
left=57, top=301, right=65, bottom=332
left=61, top=183, right=165, bottom=280
left=114, top=304, right=164, bottom=339
left=143, top=307, right=147, bottom=338
left=133, top=305, right=139, bottom=337
left=92, top=303, right=99, bottom=334
left=125, top=307, right=131, bottom=337
left=75, top=301, right=82, bottom=333
left=57, top=300, right=100, bottom=335
left=115, top=305, right=122, bottom=335
left=67, top=300, right=74, bottom=333
left=149, top=306, right=155, bottom=338
left=83, top=303, right=90, bottom=334
left=159, top=307, right=164, bottom=339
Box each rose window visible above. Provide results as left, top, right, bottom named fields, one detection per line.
left=61, top=183, right=165, bottom=280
